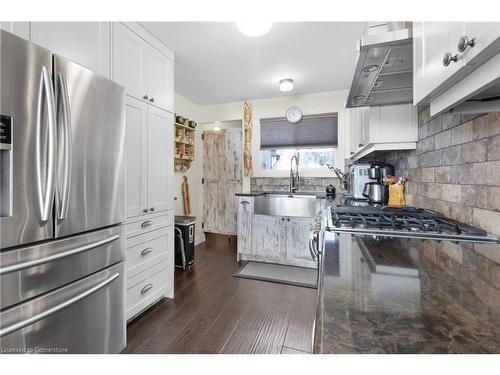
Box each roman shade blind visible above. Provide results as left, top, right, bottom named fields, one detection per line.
left=260, top=113, right=338, bottom=150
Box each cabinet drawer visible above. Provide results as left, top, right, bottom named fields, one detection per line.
left=126, top=211, right=173, bottom=238
left=126, top=259, right=173, bottom=320
left=126, top=226, right=173, bottom=279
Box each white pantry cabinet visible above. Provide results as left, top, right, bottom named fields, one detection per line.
left=113, top=22, right=174, bottom=112
left=413, top=22, right=500, bottom=115
left=0, top=22, right=30, bottom=39
left=125, top=96, right=148, bottom=218
left=30, top=22, right=111, bottom=78
left=147, top=106, right=174, bottom=213
left=350, top=103, right=418, bottom=161
left=125, top=96, right=173, bottom=218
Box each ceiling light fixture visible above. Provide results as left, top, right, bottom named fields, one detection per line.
left=279, top=78, right=294, bottom=92
left=236, top=21, right=273, bottom=37
left=213, top=126, right=221, bottom=131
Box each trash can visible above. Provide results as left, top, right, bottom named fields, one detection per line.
left=174, top=216, right=196, bottom=270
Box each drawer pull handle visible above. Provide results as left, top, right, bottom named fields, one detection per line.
left=141, top=247, right=153, bottom=256
left=241, top=200, right=250, bottom=205
left=141, top=283, right=153, bottom=294
left=141, top=220, right=153, bottom=228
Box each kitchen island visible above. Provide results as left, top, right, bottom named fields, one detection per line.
left=315, top=231, right=500, bottom=353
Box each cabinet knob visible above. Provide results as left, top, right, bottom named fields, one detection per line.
left=458, top=35, right=476, bottom=53
left=150, top=207, right=155, bottom=212
left=358, top=143, right=364, bottom=148
left=281, top=217, right=285, bottom=221
left=287, top=218, right=290, bottom=222
left=143, top=94, right=149, bottom=100
left=443, top=52, right=458, bottom=67
left=143, top=208, right=148, bottom=213
left=149, top=97, right=155, bottom=103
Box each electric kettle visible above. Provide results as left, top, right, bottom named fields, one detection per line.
left=362, top=182, right=382, bottom=203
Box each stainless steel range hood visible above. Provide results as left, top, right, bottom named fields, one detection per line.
left=346, top=23, right=413, bottom=108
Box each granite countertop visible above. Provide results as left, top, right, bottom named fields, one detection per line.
left=314, top=232, right=500, bottom=353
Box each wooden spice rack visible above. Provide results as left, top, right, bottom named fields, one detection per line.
left=174, top=114, right=196, bottom=172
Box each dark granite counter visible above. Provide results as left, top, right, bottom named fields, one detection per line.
left=314, top=231, right=500, bottom=353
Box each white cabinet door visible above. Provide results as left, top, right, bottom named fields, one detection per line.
left=285, top=217, right=314, bottom=262
left=147, top=106, right=173, bottom=213
left=31, top=22, right=111, bottom=78
left=368, top=104, right=418, bottom=144
left=125, top=96, right=148, bottom=218
left=251, top=215, right=285, bottom=258
left=146, top=46, right=174, bottom=112
left=413, top=22, right=464, bottom=104
left=0, top=22, right=30, bottom=39
left=114, top=23, right=147, bottom=101
left=461, top=22, right=500, bottom=64
left=237, top=197, right=253, bottom=256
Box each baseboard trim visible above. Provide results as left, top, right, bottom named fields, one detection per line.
left=195, top=234, right=206, bottom=246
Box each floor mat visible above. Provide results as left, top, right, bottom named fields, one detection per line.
left=234, top=261, right=318, bottom=289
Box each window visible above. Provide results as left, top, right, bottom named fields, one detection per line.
left=261, top=148, right=334, bottom=171
left=259, top=112, right=337, bottom=171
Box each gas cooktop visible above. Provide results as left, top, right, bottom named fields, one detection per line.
left=326, top=206, right=500, bottom=244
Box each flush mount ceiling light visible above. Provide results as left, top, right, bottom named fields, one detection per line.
left=362, top=64, right=379, bottom=73
left=236, top=21, right=273, bottom=37
left=279, top=78, right=294, bottom=92
left=213, top=126, right=221, bottom=131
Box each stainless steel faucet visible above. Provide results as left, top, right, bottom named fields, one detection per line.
left=289, top=155, right=300, bottom=194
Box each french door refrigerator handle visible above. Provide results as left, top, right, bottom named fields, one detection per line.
left=0, top=272, right=120, bottom=338
left=0, top=234, right=119, bottom=276
left=56, top=72, right=72, bottom=220
left=36, top=66, right=57, bottom=222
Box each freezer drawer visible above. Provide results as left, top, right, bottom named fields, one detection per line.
left=0, top=261, right=126, bottom=354
left=0, top=225, right=125, bottom=309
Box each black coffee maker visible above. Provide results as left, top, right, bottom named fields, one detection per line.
left=363, top=162, right=394, bottom=204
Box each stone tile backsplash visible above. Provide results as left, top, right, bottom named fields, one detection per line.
left=363, top=108, right=500, bottom=237
left=250, top=177, right=340, bottom=194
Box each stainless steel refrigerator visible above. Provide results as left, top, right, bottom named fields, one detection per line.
left=0, top=30, right=126, bottom=353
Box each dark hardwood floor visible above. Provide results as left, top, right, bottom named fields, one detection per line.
left=124, top=233, right=317, bottom=354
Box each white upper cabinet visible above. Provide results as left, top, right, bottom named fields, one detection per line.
left=147, top=107, right=173, bottom=213
left=125, top=96, right=148, bottom=218
left=461, top=23, right=500, bottom=64
left=30, top=22, right=111, bottom=78
left=114, top=23, right=147, bottom=101
left=414, top=22, right=500, bottom=114
left=0, top=22, right=30, bottom=39
left=350, top=104, right=417, bottom=161
left=113, top=23, right=174, bottom=112
left=146, top=47, right=174, bottom=111
left=413, top=22, right=465, bottom=105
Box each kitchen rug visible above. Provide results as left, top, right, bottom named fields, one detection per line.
left=234, top=261, right=318, bottom=289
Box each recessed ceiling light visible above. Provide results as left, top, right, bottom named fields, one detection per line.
left=362, top=65, right=379, bottom=73
left=236, top=21, right=273, bottom=37
left=279, top=78, right=294, bottom=92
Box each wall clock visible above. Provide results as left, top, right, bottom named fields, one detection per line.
left=286, top=106, right=303, bottom=124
